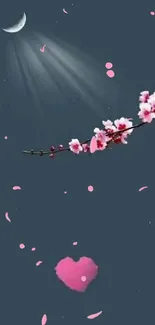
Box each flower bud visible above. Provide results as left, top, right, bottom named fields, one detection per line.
left=50, top=145, right=55, bottom=151
left=49, top=153, right=55, bottom=158
left=58, top=144, right=64, bottom=150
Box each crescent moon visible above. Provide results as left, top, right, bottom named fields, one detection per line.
left=2, top=12, right=26, bottom=33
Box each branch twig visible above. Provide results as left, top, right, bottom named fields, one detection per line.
left=22, top=122, right=146, bottom=157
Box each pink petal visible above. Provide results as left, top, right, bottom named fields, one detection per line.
left=138, top=186, right=148, bottom=192
left=150, top=11, right=155, bottom=15
left=105, top=62, right=113, bottom=69
left=31, top=247, right=36, bottom=251
left=88, top=185, right=94, bottom=192
left=90, top=136, right=97, bottom=153
left=4, top=136, right=8, bottom=139
left=73, top=241, right=78, bottom=246
left=13, top=186, right=21, bottom=190
left=87, top=311, right=103, bottom=319
left=63, top=8, right=68, bottom=14
left=40, top=45, right=46, bottom=52
left=5, top=212, right=11, bottom=223
left=41, top=314, right=47, bottom=325
left=36, top=260, right=43, bottom=266
left=106, top=70, right=115, bottom=78
left=19, top=243, right=25, bottom=249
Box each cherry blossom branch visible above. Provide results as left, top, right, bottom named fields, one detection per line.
left=23, top=87, right=155, bottom=158
left=22, top=121, right=146, bottom=157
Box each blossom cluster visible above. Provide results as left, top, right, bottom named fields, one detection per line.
left=22, top=90, right=155, bottom=157
left=68, top=91, right=155, bottom=155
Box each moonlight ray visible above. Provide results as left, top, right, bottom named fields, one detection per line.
left=5, top=31, right=116, bottom=118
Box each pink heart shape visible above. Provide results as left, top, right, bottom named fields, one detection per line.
left=55, top=256, right=98, bottom=292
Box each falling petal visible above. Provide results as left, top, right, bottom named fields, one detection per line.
left=40, top=45, right=46, bottom=52
left=5, top=212, right=11, bottom=223
left=31, top=247, right=36, bottom=251
left=106, top=70, right=115, bottom=78
left=73, top=241, right=78, bottom=246
left=19, top=243, right=25, bottom=249
left=36, top=260, right=43, bottom=266
left=63, top=8, right=68, bottom=14
left=139, top=186, right=148, bottom=192
left=87, top=311, right=103, bottom=319
left=13, top=186, right=21, bottom=190
left=4, top=136, right=8, bottom=139
left=105, top=62, right=113, bottom=69
left=90, top=136, right=97, bottom=153
left=88, top=185, right=94, bottom=192
left=41, top=314, right=47, bottom=325
left=150, top=11, right=155, bottom=15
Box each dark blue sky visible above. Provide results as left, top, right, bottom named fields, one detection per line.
left=0, top=0, right=155, bottom=324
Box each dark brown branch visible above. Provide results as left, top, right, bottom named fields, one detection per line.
left=22, top=121, right=146, bottom=157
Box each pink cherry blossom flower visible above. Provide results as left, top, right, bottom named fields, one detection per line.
left=102, top=119, right=113, bottom=128
left=139, top=90, right=150, bottom=103
left=102, top=120, right=117, bottom=132
left=93, top=128, right=108, bottom=150
left=94, top=128, right=107, bottom=140
left=138, top=102, right=154, bottom=123
left=113, top=133, right=128, bottom=144
left=96, top=139, right=107, bottom=150
left=82, top=143, right=90, bottom=152
left=148, top=93, right=155, bottom=114
left=114, top=117, right=133, bottom=136
left=69, top=139, right=83, bottom=154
